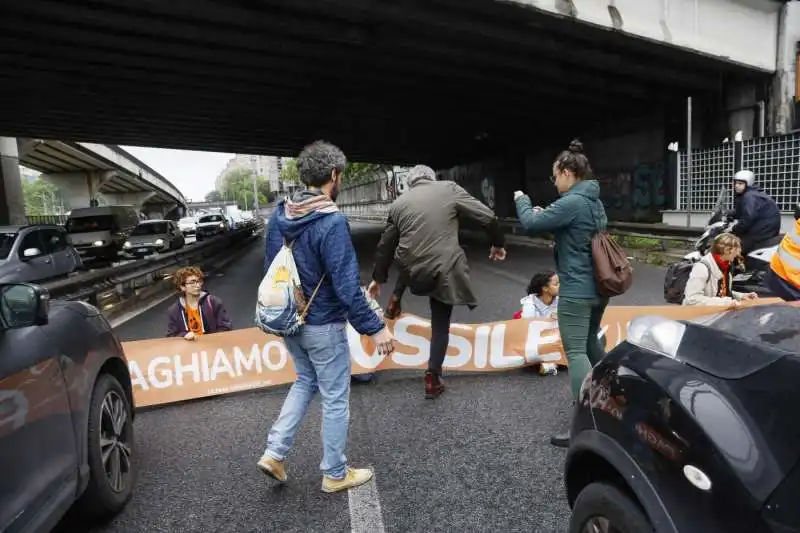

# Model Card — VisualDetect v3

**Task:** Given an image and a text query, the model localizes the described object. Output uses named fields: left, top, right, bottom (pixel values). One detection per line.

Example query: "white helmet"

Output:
left=733, top=170, right=754, bottom=187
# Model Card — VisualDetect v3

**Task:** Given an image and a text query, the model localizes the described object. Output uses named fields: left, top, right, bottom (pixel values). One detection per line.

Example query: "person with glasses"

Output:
left=166, top=266, right=232, bottom=339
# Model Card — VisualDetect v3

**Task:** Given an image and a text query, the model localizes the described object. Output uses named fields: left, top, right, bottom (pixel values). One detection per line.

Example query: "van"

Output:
left=65, top=205, right=140, bottom=261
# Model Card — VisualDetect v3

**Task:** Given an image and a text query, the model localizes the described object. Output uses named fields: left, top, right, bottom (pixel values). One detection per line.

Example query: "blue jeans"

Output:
left=264, top=322, right=351, bottom=479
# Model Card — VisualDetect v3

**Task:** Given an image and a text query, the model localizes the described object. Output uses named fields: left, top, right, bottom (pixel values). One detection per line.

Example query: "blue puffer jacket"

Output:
left=264, top=191, right=384, bottom=336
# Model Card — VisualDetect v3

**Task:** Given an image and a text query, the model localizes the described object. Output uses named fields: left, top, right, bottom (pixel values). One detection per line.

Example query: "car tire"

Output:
left=77, top=373, right=136, bottom=522
left=569, top=482, right=654, bottom=533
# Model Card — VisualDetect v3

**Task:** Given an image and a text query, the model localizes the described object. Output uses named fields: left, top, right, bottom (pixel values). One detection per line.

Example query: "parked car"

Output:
left=565, top=303, right=800, bottom=533
left=65, top=206, right=140, bottom=262
left=123, top=220, right=185, bottom=258
left=195, top=214, right=229, bottom=241
left=177, top=217, right=197, bottom=236
left=0, top=282, right=136, bottom=532
left=0, top=224, right=83, bottom=283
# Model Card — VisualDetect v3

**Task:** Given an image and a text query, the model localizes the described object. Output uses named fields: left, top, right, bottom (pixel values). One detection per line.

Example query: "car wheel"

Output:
left=77, top=373, right=136, bottom=521
left=569, top=482, right=654, bottom=533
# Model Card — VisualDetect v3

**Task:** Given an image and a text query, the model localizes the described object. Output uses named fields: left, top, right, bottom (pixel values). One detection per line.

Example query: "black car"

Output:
left=565, top=303, right=800, bottom=533
left=0, top=283, right=136, bottom=533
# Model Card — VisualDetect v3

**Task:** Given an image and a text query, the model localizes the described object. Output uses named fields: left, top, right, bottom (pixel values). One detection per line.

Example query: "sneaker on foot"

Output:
left=257, top=455, right=287, bottom=482
left=321, top=467, right=374, bottom=493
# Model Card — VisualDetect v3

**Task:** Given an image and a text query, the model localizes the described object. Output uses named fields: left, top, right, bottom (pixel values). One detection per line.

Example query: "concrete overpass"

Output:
left=0, top=0, right=796, bottom=223
left=17, top=139, right=186, bottom=218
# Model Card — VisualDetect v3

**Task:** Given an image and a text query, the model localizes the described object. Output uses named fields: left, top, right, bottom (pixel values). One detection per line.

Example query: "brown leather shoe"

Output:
left=385, top=294, right=402, bottom=319
left=424, top=371, right=445, bottom=399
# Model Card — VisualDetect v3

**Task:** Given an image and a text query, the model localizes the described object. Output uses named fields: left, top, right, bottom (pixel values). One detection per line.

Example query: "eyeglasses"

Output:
left=184, top=279, right=202, bottom=286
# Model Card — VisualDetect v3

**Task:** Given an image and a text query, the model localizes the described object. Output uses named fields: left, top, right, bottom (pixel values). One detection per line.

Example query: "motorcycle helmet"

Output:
left=794, top=203, right=800, bottom=221
left=734, top=170, right=755, bottom=188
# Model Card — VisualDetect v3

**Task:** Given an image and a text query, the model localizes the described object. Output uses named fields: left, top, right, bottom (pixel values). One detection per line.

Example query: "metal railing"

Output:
left=42, top=223, right=264, bottom=310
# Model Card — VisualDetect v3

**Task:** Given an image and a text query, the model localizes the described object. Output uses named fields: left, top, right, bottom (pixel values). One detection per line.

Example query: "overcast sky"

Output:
left=121, top=146, right=234, bottom=202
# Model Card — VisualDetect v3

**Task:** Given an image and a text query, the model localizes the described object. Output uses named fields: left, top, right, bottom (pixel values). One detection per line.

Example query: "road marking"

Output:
left=107, top=292, right=176, bottom=328
left=474, top=262, right=530, bottom=285
left=348, top=473, right=386, bottom=533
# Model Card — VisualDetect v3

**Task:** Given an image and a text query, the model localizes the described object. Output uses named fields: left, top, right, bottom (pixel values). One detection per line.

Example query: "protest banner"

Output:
left=122, top=299, right=784, bottom=408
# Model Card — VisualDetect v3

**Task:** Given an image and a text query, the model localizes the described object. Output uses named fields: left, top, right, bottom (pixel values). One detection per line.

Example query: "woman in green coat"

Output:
left=514, top=139, right=609, bottom=448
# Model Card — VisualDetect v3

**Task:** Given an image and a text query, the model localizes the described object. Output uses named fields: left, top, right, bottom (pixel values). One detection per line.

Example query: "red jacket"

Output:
left=512, top=309, right=522, bottom=320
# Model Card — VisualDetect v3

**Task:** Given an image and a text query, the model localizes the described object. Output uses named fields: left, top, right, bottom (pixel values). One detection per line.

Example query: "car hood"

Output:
left=127, top=234, right=169, bottom=245
left=638, top=304, right=800, bottom=505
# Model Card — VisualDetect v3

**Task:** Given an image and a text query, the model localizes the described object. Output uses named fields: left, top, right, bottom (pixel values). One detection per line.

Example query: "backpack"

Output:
left=254, top=239, right=324, bottom=337
left=585, top=199, right=633, bottom=297
left=663, top=260, right=708, bottom=304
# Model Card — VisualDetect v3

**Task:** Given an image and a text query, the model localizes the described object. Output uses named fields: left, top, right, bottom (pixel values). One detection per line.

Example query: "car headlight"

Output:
left=627, top=315, right=686, bottom=359
left=92, top=240, right=104, bottom=247
left=123, top=241, right=131, bottom=249
left=218, top=223, right=225, bottom=228
left=155, top=239, right=164, bottom=246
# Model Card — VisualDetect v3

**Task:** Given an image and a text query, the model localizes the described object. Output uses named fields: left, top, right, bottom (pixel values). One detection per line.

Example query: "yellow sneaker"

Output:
left=256, top=455, right=287, bottom=483
left=321, top=467, right=374, bottom=493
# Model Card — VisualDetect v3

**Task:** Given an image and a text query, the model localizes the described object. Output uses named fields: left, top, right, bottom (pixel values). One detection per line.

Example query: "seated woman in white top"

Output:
left=514, top=270, right=560, bottom=375
left=683, top=232, right=758, bottom=308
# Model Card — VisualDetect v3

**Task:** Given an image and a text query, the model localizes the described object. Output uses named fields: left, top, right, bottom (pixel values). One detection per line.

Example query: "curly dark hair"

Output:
left=296, top=140, right=347, bottom=187
left=527, top=270, right=557, bottom=296
left=553, top=139, right=592, bottom=180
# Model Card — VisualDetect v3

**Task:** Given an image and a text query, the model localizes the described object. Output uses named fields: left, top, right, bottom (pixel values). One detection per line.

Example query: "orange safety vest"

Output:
left=770, top=219, right=800, bottom=288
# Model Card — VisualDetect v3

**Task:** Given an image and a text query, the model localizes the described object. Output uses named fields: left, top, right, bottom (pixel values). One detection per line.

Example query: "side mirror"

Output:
left=0, top=283, right=49, bottom=329
left=22, top=248, right=42, bottom=258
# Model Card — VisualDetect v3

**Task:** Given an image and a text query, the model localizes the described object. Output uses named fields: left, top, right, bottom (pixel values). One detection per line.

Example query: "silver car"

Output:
left=123, top=220, right=185, bottom=258
left=0, top=224, right=83, bottom=283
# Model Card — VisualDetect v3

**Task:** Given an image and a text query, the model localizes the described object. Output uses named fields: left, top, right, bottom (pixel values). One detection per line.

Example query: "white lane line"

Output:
left=348, top=473, right=386, bottom=533
left=107, top=292, right=176, bottom=328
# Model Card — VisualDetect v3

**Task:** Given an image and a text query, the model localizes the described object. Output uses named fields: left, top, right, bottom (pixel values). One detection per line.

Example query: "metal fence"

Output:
left=677, top=132, right=800, bottom=212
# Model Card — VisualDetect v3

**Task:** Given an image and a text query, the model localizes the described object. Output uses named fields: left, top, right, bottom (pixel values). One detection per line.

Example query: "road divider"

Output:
left=120, top=299, right=782, bottom=408
left=43, top=222, right=264, bottom=322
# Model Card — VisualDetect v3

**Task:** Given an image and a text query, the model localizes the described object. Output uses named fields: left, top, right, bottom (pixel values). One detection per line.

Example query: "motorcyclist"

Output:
left=764, top=203, right=800, bottom=301
left=726, top=170, right=781, bottom=255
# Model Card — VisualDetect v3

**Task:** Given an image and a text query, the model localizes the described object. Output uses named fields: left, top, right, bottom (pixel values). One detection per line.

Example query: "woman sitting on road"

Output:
left=166, top=266, right=232, bottom=339
left=683, top=233, right=758, bottom=308
left=513, top=139, right=608, bottom=449
left=513, top=270, right=560, bottom=320
left=513, top=270, right=560, bottom=376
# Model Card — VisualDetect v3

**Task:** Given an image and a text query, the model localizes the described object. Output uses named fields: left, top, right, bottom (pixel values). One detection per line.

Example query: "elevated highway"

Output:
left=18, top=139, right=186, bottom=218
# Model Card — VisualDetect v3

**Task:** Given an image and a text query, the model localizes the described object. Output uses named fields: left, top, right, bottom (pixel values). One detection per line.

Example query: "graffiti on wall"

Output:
left=597, top=161, right=665, bottom=222
left=631, top=162, right=665, bottom=210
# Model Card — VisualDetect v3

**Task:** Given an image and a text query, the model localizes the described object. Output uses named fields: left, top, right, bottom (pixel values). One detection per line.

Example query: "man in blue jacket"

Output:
left=256, top=140, right=395, bottom=494
left=727, top=170, right=781, bottom=255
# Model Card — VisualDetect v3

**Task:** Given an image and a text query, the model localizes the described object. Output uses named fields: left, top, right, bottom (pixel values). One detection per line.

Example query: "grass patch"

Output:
left=611, top=234, right=663, bottom=250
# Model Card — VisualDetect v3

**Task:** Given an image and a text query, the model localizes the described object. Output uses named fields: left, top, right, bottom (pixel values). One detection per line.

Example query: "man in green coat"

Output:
left=367, top=165, right=507, bottom=399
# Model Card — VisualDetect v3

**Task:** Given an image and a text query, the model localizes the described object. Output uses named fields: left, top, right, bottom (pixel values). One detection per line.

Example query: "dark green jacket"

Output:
left=515, top=179, right=607, bottom=299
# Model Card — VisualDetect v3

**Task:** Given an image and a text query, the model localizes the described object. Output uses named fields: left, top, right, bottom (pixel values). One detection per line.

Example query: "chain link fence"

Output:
left=677, top=132, right=800, bottom=213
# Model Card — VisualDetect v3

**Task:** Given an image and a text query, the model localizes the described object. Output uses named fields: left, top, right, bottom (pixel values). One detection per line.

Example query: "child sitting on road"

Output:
left=513, top=270, right=560, bottom=375
left=166, top=266, right=232, bottom=339
left=514, top=270, right=560, bottom=320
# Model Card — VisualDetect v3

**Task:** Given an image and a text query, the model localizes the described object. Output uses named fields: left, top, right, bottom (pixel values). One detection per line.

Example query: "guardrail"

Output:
left=42, top=222, right=264, bottom=315
left=342, top=211, right=703, bottom=249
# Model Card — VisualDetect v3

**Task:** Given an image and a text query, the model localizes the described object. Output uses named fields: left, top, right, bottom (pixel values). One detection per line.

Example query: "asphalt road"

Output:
left=69, top=221, right=668, bottom=533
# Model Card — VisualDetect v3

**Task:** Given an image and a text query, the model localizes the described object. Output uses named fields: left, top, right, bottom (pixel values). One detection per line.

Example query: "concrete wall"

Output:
left=436, top=113, right=670, bottom=222
left=514, top=0, right=781, bottom=72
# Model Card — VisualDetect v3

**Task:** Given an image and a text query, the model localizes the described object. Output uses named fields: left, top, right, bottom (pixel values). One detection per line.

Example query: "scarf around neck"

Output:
left=284, top=193, right=339, bottom=220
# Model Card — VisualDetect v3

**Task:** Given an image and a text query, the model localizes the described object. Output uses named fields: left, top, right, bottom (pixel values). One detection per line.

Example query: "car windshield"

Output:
left=199, top=215, right=223, bottom=223
left=179, top=218, right=195, bottom=224
left=131, top=222, right=168, bottom=235
left=66, top=215, right=114, bottom=232
left=0, top=232, right=16, bottom=260
left=691, top=303, right=800, bottom=354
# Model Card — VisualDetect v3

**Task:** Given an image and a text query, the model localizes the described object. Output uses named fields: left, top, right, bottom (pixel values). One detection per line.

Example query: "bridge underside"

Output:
left=0, top=0, right=770, bottom=166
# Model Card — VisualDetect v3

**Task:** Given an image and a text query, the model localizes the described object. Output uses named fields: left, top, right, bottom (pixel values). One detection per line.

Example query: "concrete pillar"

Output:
left=0, top=137, right=27, bottom=226
left=42, top=170, right=114, bottom=209
left=769, top=1, right=800, bottom=134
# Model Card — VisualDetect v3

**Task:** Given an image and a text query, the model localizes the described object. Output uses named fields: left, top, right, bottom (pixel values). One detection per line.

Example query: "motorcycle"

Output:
left=682, top=187, right=781, bottom=295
